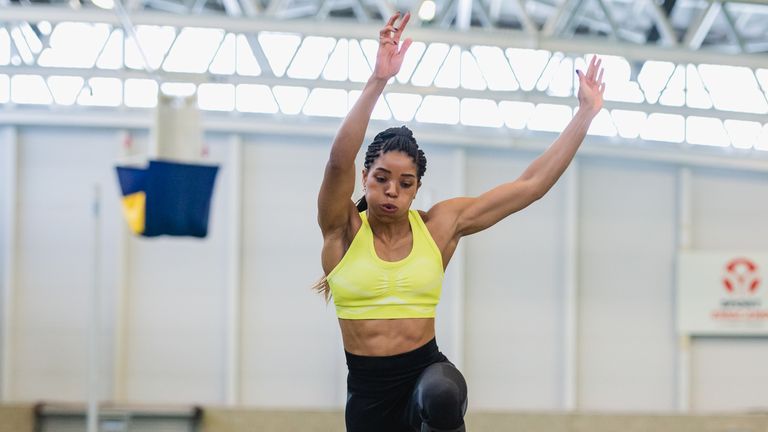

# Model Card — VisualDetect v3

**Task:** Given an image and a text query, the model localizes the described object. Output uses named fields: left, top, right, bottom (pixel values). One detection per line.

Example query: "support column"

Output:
left=562, top=160, right=579, bottom=411
left=676, top=167, right=692, bottom=412
left=1, top=126, right=18, bottom=401
left=225, top=134, right=244, bottom=404
left=112, top=129, right=132, bottom=401
left=451, top=148, right=467, bottom=370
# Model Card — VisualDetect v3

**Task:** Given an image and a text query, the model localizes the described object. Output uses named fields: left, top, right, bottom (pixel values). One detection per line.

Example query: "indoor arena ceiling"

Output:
left=1, top=0, right=767, bottom=53
left=1, top=0, right=767, bottom=158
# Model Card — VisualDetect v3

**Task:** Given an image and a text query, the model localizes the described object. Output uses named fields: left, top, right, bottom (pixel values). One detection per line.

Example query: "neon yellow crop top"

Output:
left=327, top=210, right=444, bottom=320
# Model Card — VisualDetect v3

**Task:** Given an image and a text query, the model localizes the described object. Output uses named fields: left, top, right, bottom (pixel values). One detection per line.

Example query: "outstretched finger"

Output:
left=394, top=11, right=411, bottom=41
left=576, top=69, right=585, bottom=86
left=596, top=67, right=604, bottom=85
left=398, top=37, right=413, bottom=57
left=587, top=55, right=603, bottom=81
left=587, top=55, right=599, bottom=81
left=386, top=11, right=401, bottom=27
left=599, top=82, right=606, bottom=95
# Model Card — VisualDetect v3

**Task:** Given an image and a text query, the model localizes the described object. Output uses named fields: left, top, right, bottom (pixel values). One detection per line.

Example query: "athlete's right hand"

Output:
left=373, top=12, right=413, bottom=81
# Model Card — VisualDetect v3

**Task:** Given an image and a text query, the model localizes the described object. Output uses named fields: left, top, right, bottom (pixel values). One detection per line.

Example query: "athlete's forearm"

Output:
left=327, top=77, right=388, bottom=168
left=520, top=108, right=596, bottom=194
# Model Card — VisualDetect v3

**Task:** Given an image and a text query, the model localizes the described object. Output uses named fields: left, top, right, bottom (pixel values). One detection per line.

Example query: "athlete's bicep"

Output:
left=427, top=180, right=541, bottom=238
left=317, top=161, right=357, bottom=234
left=459, top=179, right=542, bottom=235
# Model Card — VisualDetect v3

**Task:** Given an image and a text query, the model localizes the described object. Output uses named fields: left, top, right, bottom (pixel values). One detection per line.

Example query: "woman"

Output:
left=316, top=11, right=605, bottom=432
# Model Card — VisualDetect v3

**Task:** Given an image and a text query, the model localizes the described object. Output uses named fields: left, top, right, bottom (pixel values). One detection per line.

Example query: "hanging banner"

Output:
left=116, top=161, right=219, bottom=238
left=677, top=252, right=768, bottom=335
left=114, top=94, right=219, bottom=238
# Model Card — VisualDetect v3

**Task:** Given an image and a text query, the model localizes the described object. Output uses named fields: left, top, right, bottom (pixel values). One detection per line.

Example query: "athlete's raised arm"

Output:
left=317, top=12, right=413, bottom=235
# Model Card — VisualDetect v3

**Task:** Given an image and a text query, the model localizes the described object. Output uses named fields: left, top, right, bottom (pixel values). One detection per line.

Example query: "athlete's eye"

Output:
left=375, top=177, right=387, bottom=183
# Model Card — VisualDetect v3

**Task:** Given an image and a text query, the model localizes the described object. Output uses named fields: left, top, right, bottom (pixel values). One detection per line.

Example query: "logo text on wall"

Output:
left=714, top=257, right=766, bottom=322
left=677, top=252, right=768, bottom=335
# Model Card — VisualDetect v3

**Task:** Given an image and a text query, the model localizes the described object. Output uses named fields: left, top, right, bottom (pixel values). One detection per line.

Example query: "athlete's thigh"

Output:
left=407, top=362, right=468, bottom=429
left=346, top=391, right=413, bottom=432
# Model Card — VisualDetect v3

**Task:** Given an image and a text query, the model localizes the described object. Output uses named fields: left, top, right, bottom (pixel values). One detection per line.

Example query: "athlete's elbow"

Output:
left=525, top=179, right=549, bottom=202
left=533, top=185, right=550, bottom=201
left=325, top=156, right=352, bottom=173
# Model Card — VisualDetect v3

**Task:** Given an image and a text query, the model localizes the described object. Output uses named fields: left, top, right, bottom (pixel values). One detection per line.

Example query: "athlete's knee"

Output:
left=416, top=363, right=468, bottom=430
left=422, top=378, right=464, bottom=415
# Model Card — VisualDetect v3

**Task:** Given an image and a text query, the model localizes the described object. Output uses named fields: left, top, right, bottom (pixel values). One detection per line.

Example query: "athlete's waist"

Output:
left=345, top=337, right=444, bottom=372
left=335, top=302, right=437, bottom=320
left=340, top=317, right=435, bottom=357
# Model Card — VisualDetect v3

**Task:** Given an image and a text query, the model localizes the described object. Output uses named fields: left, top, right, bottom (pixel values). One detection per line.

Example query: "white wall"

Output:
left=120, top=132, right=229, bottom=404
left=688, top=168, right=768, bottom=411
left=464, top=148, right=567, bottom=410
left=1, top=125, right=768, bottom=413
left=239, top=135, right=339, bottom=407
left=577, top=159, right=678, bottom=411
left=10, top=127, right=124, bottom=401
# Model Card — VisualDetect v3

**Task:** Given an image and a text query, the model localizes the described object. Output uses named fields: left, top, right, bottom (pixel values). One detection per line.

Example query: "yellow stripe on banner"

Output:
left=121, top=192, right=146, bottom=234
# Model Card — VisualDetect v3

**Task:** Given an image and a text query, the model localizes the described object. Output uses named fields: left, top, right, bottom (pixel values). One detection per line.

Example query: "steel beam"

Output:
left=645, top=0, right=678, bottom=46
left=2, top=64, right=766, bottom=123
left=593, top=0, right=620, bottom=40
left=719, top=2, right=747, bottom=52
left=1, top=108, right=767, bottom=172
left=543, top=0, right=571, bottom=37
left=512, top=0, right=539, bottom=36
left=683, top=0, right=722, bottom=49
left=1, top=5, right=766, bottom=68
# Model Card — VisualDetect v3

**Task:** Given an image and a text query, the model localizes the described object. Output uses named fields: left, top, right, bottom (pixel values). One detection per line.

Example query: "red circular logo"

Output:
left=722, top=258, right=761, bottom=295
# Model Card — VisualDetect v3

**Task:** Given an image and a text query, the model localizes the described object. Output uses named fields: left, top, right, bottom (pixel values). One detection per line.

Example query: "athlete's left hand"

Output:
left=373, top=12, right=413, bottom=81
left=576, top=55, right=605, bottom=117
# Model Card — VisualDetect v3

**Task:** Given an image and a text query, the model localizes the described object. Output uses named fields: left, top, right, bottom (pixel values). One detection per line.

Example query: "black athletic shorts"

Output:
left=344, top=338, right=468, bottom=432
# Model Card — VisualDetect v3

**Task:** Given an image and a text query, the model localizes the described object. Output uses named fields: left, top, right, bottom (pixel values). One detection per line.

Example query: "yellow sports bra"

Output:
left=327, top=210, right=444, bottom=320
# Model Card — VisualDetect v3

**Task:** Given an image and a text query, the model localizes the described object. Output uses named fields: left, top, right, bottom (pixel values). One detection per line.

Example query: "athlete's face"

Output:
left=363, top=151, right=420, bottom=219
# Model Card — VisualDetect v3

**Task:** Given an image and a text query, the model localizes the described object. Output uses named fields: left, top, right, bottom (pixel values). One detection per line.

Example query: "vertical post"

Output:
left=676, top=167, right=692, bottom=412
left=88, top=185, right=102, bottom=432
left=225, top=134, right=244, bottom=405
left=1, top=126, right=18, bottom=401
left=113, top=225, right=128, bottom=402
left=562, top=160, right=579, bottom=411
left=451, top=148, right=467, bottom=370
left=113, top=130, right=131, bottom=402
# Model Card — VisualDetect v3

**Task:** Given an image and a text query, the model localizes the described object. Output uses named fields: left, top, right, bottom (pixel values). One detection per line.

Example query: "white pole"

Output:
left=113, top=130, right=131, bottom=401
left=676, top=167, right=692, bottom=412
left=452, top=148, right=467, bottom=370
left=1, top=126, right=19, bottom=401
left=563, top=160, right=579, bottom=411
left=88, top=185, right=102, bottom=432
left=225, top=134, right=244, bottom=405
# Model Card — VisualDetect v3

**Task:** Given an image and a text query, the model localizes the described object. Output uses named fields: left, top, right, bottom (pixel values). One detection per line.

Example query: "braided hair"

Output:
left=356, top=125, right=427, bottom=212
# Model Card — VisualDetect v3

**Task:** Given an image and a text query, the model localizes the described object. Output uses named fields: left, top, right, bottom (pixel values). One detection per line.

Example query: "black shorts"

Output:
left=345, top=338, right=468, bottom=432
